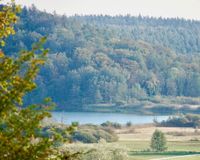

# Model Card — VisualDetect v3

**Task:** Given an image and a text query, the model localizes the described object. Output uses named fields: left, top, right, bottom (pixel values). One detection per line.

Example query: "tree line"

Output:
left=3, top=5, right=200, bottom=110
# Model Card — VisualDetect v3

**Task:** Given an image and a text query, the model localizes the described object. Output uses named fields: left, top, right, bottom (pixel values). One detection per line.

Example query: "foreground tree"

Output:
left=0, top=1, right=77, bottom=159
left=150, top=130, right=167, bottom=152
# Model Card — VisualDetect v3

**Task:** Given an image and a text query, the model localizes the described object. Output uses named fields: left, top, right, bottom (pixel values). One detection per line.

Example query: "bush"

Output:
left=72, top=125, right=118, bottom=143
left=101, top=121, right=122, bottom=129
left=72, top=131, right=97, bottom=143
left=126, top=121, right=132, bottom=127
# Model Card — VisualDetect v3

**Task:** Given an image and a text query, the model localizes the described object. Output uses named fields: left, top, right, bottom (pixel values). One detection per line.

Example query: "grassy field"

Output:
left=173, top=156, right=200, bottom=160
left=113, top=126, right=200, bottom=160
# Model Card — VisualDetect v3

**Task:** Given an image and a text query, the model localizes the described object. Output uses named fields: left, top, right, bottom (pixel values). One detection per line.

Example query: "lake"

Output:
left=51, top=112, right=169, bottom=125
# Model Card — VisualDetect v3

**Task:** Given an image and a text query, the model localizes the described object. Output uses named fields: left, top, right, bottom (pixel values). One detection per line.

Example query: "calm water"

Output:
left=51, top=112, right=169, bottom=125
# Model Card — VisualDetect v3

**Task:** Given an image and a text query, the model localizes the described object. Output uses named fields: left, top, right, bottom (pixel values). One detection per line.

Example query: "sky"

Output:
left=3, top=0, right=200, bottom=20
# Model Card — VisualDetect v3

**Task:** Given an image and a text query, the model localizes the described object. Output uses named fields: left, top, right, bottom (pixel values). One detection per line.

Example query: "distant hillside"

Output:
left=4, top=6, right=200, bottom=111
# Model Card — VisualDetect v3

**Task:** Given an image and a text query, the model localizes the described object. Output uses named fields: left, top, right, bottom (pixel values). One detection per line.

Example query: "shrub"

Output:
left=72, top=125, right=118, bottom=143
left=101, top=121, right=122, bottom=129
left=126, top=121, right=132, bottom=127
left=72, top=131, right=97, bottom=143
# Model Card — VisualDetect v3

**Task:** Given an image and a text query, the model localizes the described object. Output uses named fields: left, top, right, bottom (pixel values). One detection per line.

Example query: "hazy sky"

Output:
left=4, top=0, right=200, bottom=20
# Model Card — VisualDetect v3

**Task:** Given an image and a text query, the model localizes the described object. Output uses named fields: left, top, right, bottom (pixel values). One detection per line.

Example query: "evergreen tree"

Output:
left=150, top=130, right=167, bottom=152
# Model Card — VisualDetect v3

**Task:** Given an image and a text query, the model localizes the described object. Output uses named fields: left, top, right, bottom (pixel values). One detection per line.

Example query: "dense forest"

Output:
left=4, top=5, right=200, bottom=110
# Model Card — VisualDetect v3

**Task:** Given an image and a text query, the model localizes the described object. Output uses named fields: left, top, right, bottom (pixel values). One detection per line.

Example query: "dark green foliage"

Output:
left=159, top=114, right=200, bottom=128
left=101, top=121, right=122, bottom=129
left=126, top=121, right=132, bottom=127
left=4, top=6, right=200, bottom=110
left=151, top=130, right=167, bottom=152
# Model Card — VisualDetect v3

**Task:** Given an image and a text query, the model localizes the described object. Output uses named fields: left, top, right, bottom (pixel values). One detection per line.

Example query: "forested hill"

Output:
left=4, top=6, right=200, bottom=110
